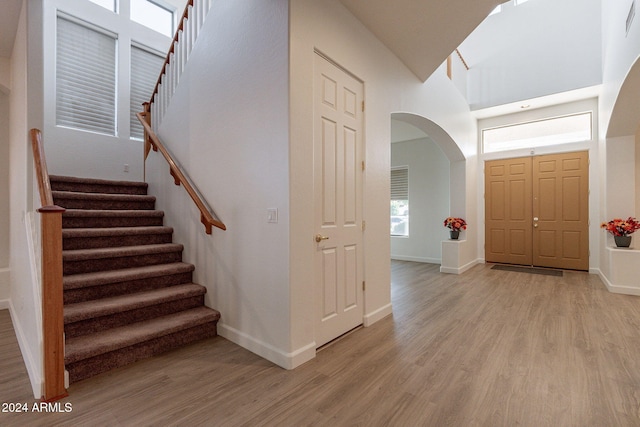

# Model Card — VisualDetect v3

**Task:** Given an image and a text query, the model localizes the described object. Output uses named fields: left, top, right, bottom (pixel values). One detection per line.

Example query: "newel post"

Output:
left=40, top=205, right=68, bottom=402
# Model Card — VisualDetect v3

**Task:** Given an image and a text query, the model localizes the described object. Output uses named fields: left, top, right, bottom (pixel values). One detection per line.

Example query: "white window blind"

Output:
left=391, top=167, right=409, bottom=200
left=130, top=45, right=164, bottom=139
left=56, top=16, right=117, bottom=135
left=390, top=167, right=409, bottom=236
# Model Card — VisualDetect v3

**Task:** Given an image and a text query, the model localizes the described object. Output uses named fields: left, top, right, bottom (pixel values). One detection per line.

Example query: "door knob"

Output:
left=533, top=223, right=539, bottom=228
left=315, top=234, right=330, bottom=242
left=533, top=217, right=539, bottom=221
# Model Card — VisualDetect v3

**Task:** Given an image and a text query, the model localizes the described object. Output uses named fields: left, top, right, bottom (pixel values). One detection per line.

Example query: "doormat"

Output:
left=491, top=264, right=563, bottom=277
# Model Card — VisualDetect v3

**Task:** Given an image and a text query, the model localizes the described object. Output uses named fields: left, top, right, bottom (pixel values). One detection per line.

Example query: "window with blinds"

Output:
left=391, top=167, right=409, bottom=237
left=56, top=16, right=117, bottom=135
left=130, top=45, right=164, bottom=140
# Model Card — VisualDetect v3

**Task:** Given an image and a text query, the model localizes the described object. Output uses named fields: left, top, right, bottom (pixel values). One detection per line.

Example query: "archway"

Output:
left=606, top=55, right=640, bottom=218
left=390, top=112, right=466, bottom=265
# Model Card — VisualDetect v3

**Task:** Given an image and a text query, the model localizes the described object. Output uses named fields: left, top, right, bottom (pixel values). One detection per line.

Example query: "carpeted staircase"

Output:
left=50, top=175, right=220, bottom=383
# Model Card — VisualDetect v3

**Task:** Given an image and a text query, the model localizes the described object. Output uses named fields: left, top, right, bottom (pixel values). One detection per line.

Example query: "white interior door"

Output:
left=313, top=53, right=364, bottom=347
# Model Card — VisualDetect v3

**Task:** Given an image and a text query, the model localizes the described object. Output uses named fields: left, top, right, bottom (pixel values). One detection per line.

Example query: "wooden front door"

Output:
left=485, top=151, right=589, bottom=270
left=313, top=53, right=364, bottom=347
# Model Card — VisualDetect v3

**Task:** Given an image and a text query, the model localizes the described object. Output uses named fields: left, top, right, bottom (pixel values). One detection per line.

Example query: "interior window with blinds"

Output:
left=130, top=45, right=164, bottom=140
left=391, top=167, right=409, bottom=237
left=56, top=16, right=116, bottom=135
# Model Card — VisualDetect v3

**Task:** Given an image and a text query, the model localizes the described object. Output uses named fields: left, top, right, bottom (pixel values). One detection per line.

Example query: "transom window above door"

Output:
left=482, top=112, right=593, bottom=154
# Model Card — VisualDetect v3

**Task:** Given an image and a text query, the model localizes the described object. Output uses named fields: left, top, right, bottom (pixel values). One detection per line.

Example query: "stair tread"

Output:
left=65, top=306, right=220, bottom=364
left=63, top=226, right=173, bottom=238
left=53, top=190, right=156, bottom=202
left=63, top=262, right=195, bottom=290
left=63, top=209, right=164, bottom=218
left=50, top=175, right=148, bottom=189
left=64, top=283, right=206, bottom=323
left=63, top=243, right=183, bottom=261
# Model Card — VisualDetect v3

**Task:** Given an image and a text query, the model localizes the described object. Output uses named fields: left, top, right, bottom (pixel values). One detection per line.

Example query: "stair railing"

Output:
left=137, top=109, right=226, bottom=234
left=139, top=0, right=223, bottom=234
left=149, top=0, right=213, bottom=130
left=30, top=128, right=68, bottom=402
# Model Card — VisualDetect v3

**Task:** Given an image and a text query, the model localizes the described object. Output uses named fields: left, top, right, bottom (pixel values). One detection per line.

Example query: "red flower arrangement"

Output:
left=444, top=217, right=467, bottom=232
left=600, top=217, right=640, bottom=237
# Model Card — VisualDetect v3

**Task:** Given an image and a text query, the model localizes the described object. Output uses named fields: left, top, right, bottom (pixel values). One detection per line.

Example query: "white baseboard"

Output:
left=219, top=302, right=394, bottom=369
left=596, top=268, right=640, bottom=296
left=364, top=303, right=393, bottom=327
left=0, top=299, right=9, bottom=310
left=218, top=323, right=316, bottom=370
left=9, top=300, right=42, bottom=398
left=391, top=255, right=441, bottom=264
left=440, top=258, right=480, bottom=275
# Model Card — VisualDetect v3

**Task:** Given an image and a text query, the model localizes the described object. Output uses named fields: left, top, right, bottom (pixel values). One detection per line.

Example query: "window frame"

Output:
left=481, top=111, right=593, bottom=154
left=391, top=166, right=410, bottom=237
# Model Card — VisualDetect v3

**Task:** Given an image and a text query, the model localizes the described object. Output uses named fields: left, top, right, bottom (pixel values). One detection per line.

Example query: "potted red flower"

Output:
left=600, top=217, right=640, bottom=247
left=444, top=217, right=467, bottom=240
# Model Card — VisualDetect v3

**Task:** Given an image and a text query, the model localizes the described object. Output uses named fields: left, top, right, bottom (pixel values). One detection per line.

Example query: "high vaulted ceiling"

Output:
left=338, top=0, right=506, bottom=81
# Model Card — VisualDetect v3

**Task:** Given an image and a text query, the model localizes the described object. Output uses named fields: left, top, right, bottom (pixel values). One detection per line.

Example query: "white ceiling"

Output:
left=338, top=0, right=506, bottom=81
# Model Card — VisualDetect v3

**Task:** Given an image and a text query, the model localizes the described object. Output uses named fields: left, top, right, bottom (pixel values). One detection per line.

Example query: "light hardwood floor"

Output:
left=2, top=261, right=640, bottom=426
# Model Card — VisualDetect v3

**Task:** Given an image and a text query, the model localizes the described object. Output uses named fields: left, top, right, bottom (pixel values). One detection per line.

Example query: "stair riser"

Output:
left=64, top=272, right=194, bottom=304
left=55, top=198, right=156, bottom=211
left=54, top=175, right=221, bottom=384
left=66, top=322, right=218, bottom=383
left=64, top=251, right=183, bottom=275
left=65, top=295, right=206, bottom=339
left=50, top=182, right=148, bottom=195
left=63, top=233, right=173, bottom=250
left=62, top=216, right=164, bottom=229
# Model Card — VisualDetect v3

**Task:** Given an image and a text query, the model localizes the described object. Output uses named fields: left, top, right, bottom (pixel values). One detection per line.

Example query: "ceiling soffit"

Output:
left=338, top=0, right=505, bottom=81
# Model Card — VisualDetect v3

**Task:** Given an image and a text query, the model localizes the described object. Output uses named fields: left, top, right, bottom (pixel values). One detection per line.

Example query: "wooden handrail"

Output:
left=31, top=129, right=55, bottom=207
left=454, top=48, right=470, bottom=71
left=150, top=0, right=195, bottom=104
left=136, top=110, right=226, bottom=234
left=30, top=128, right=68, bottom=402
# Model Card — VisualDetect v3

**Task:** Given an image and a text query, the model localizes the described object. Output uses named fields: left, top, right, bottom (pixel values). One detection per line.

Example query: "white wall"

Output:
left=150, top=0, right=293, bottom=367
left=148, top=0, right=480, bottom=369
left=41, top=0, right=172, bottom=181
left=391, top=138, right=450, bottom=263
left=1, top=7, right=15, bottom=305
left=0, top=57, right=10, bottom=93
left=461, top=0, right=602, bottom=110
left=600, top=0, right=640, bottom=133
left=597, top=0, right=640, bottom=288
left=0, top=92, right=10, bottom=306
left=9, top=0, right=43, bottom=398
left=290, top=0, right=478, bottom=362
left=636, top=128, right=640, bottom=217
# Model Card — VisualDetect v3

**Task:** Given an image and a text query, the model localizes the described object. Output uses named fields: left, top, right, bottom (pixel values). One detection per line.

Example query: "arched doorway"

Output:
left=390, top=113, right=466, bottom=265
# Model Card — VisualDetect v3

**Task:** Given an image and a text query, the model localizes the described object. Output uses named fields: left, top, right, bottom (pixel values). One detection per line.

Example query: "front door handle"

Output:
left=315, top=234, right=330, bottom=242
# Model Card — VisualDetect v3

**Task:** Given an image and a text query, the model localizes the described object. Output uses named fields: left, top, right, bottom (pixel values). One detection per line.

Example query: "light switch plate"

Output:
left=267, top=208, right=278, bottom=223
